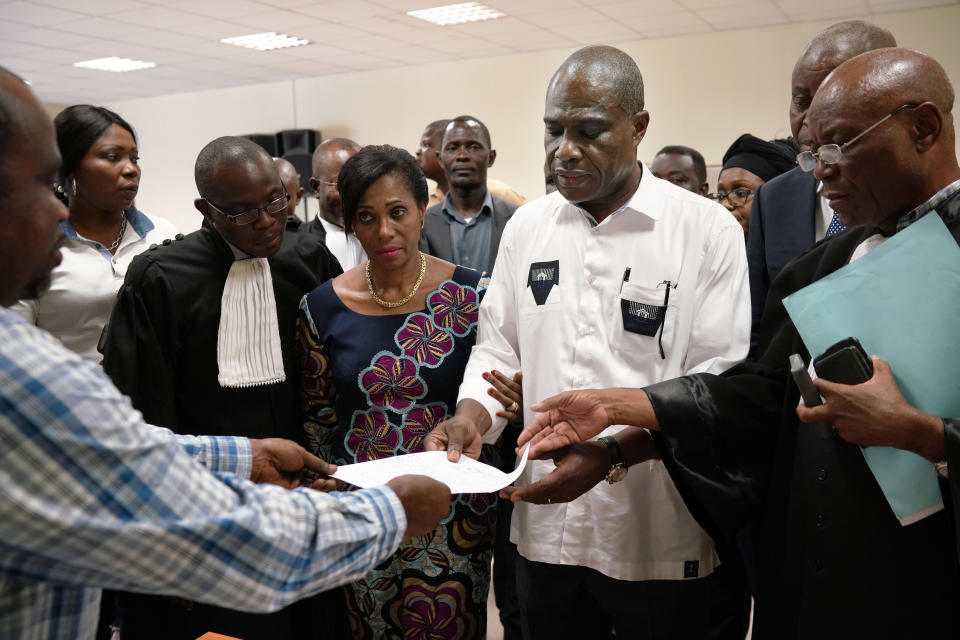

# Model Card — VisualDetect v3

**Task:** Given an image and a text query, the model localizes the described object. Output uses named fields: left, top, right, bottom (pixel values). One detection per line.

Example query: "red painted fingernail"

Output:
left=482, top=372, right=489, bottom=379
left=496, top=412, right=505, bottom=417
left=492, top=370, right=500, bottom=376
left=488, top=388, right=495, bottom=395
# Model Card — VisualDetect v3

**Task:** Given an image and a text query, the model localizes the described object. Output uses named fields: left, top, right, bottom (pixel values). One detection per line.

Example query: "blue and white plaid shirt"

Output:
left=0, top=308, right=406, bottom=639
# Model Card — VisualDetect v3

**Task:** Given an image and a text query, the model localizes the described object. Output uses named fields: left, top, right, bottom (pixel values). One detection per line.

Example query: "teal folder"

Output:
left=783, top=213, right=960, bottom=524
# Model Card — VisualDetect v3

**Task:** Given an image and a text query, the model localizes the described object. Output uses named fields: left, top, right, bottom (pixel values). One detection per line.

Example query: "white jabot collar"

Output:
left=217, top=257, right=286, bottom=388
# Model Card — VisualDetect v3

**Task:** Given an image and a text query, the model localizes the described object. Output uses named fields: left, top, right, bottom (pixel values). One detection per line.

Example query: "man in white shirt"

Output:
left=303, top=137, right=367, bottom=270
left=426, top=45, right=750, bottom=638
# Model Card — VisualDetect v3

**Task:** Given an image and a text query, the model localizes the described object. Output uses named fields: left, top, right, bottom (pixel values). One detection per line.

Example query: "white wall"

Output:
left=109, top=5, right=960, bottom=232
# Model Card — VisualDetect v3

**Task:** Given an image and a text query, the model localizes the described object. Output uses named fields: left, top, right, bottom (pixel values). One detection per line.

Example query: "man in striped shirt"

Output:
left=0, top=66, right=451, bottom=639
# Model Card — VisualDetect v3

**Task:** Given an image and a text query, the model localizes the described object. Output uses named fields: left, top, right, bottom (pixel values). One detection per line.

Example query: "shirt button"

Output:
left=816, top=468, right=828, bottom=481
left=816, top=514, right=825, bottom=528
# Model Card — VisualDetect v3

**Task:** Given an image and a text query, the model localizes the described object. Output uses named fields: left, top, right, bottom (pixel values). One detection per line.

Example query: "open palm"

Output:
left=520, top=390, right=612, bottom=458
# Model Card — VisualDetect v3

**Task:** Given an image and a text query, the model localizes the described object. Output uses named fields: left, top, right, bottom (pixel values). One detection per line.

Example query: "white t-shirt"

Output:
left=12, top=208, right=177, bottom=362
left=459, top=166, right=751, bottom=581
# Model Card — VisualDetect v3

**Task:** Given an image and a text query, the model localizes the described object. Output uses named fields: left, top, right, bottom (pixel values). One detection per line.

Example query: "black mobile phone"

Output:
left=789, top=353, right=821, bottom=408
left=813, top=337, right=873, bottom=385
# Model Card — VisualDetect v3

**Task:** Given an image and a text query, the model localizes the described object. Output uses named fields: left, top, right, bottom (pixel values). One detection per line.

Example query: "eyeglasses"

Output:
left=206, top=185, right=290, bottom=226
left=797, top=103, right=920, bottom=172
left=707, top=187, right=754, bottom=207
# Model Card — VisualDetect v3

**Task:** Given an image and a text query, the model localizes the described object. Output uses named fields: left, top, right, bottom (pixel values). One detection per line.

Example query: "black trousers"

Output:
left=515, top=556, right=724, bottom=640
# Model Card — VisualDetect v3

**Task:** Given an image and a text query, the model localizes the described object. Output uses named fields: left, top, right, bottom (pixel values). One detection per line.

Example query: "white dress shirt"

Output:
left=459, top=166, right=750, bottom=581
left=318, top=216, right=367, bottom=270
left=12, top=207, right=176, bottom=362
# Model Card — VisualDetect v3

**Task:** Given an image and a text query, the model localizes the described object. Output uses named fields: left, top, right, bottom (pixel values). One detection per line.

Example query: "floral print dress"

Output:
left=297, top=266, right=496, bottom=640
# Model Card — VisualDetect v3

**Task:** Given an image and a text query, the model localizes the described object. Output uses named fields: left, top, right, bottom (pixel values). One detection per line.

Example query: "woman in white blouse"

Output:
left=14, top=105, right=176, bottom=362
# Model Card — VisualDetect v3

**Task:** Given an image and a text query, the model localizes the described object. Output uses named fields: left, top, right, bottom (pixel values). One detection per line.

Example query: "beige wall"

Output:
left=108, top=5, right=960, bottom=232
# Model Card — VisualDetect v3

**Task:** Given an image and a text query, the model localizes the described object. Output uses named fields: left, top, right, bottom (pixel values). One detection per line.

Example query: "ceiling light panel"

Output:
left=72, top=56, right=156, bottom=72
left=408, top=2, right=505, bottom=25
left=220, top=32, right=310, bottom=51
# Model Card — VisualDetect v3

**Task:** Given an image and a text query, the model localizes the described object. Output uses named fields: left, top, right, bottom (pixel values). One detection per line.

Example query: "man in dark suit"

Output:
left=302, top=137, right=365, bottom=270
left=419, top=115, right=517, bottom=274
left=747, top=20, right=895, bottom=352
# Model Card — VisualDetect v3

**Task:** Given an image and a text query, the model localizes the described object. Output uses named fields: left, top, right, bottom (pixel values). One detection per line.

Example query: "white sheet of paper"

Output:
left=332, top=445, right=530, bottom=494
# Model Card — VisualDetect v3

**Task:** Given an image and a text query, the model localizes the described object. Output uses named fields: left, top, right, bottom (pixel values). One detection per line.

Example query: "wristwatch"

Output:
left=601, top=435, right=628, bottom=484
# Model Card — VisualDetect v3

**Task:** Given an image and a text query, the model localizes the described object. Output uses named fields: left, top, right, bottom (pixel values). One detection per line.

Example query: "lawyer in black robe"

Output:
left=645, top=191, right=960, bottom=638
left=102, top=221, right=346, bottom=640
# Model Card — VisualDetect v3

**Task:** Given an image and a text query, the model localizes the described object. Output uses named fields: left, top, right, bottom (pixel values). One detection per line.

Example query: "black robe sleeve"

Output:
left=644, top=228, right=873, bottom=541
left=102, top=254, right=181, bottom=429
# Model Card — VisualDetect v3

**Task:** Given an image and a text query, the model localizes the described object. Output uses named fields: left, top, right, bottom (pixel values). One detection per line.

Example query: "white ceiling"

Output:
left=1, top=0, right=956, bottom=105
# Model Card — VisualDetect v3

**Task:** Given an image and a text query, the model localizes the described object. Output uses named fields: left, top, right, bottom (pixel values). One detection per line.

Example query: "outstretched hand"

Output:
left=249, top=438, right=338, bottom=491
left=519, top=390, right=614, bottom=459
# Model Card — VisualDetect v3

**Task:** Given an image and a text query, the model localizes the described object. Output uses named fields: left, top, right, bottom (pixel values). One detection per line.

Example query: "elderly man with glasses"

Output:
left=100, top=136, right=349, bottom=640
left=504, top=48, right=960, bottom=639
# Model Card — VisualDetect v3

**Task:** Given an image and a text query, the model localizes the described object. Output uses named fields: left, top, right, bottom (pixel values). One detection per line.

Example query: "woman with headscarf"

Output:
left=711, top=134, right=797, bottom=238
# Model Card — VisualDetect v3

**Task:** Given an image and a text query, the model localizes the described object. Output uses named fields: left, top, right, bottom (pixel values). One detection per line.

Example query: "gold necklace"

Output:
left=366, top=252, right=427, bottom=309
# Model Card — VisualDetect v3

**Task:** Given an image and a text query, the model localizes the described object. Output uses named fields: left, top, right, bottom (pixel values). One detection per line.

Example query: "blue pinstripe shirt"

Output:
left=0, top=308, right=406, bottom=639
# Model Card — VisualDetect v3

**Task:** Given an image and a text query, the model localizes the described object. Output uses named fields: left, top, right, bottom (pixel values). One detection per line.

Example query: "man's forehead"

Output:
left=443, top=121, right=483, bottom=141
left=317, top=147, right=354, bottom=174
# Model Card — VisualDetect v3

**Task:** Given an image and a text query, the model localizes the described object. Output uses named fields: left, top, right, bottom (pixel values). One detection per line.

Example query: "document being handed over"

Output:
left=332, top=445, right=530, bottom=494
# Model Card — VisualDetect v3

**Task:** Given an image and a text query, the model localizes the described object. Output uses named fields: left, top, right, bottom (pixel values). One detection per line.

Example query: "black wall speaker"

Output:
left=277, top=128, right=320, bottom=156
left=239, top=133, right=278, bottom=157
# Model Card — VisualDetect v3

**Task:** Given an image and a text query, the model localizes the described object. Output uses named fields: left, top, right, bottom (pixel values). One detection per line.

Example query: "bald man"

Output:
left=102, top=137, right=347, bottom=640
left=747, top=20, right=896, bottom=352
left=426, top=45, right=749, bottom=639
left=302, top=137, right=366, bottom=269
left=273, top=156, right=305, bottom=223
left=512, top=48, right=960, bottom=638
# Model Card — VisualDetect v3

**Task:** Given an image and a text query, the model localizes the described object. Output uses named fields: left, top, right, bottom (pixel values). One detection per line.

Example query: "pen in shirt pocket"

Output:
left=619, top=267, right=631, bottom=293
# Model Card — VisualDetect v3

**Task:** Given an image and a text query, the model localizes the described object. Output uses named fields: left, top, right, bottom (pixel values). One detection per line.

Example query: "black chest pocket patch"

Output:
left=527, top=260, right=559, bottom=306
left=620, top=299, right=665, bottom=337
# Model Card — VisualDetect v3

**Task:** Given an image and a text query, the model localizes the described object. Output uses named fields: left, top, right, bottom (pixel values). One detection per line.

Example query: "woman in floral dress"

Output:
left=297, top=145, right=498, bottom=640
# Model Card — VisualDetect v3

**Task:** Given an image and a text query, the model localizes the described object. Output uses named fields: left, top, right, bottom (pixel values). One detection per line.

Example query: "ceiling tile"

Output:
left=164, top=0, right=276, bottom=19
left=109, top=5, right=200, bottom=28
left=387, top=25, right=450, bottom=45
left=294, top=0, right=393, bottom=21
left=866, top=0, right=955, bottom=10
left=225, top=9, right=325, bottom=31
left=429, top=35, right=496, bottom=53
left=251, top=0, right=320, bottom=7
left=547, top=20, right=641, bottom=43
left=338, top=15, right=411, bottom=34
left=481, top=28, right=568, bottom=47
left=168, top=20, right=258, bottom=39
left=622, top=10, right=710, bottom=37
left=682, top=0, right=763, bottom=7
left=293, top=22, right=371, bottom=42
left=776, top=0, right=867, bottom=19
left=7, top=27, right=96, bottom=47
left=1, top=1, right=88, bottom=25
left=58, top=17, right=149, bottom=38
left=368, top=0, right=433, bottom=11
left=111, top=29, right=204, bottom=48
left=696, top=3, right=787, bottom=29
left=499, top=0, right=584, bottom=15
left=443, top=16, right=539, bottom=36
left=33, top=0, right=149, bottom=14
left=334, top=34, right=408, bottom=52
left=527, top=6, right=610, bottom=27
left=0, top=39, right=47, bottom=56
left=592, top=0, right=687, bottom=19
